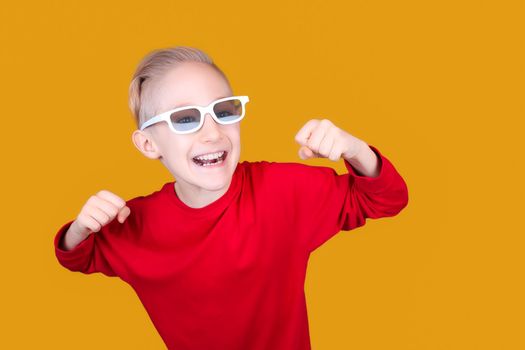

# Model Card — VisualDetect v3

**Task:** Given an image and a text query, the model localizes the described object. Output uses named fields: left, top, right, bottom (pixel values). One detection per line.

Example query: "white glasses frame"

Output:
left=140, top=95, right=250, bottom=134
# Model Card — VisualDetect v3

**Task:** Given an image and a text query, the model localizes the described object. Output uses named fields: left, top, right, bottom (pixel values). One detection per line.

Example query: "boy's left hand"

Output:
left=294, top=119, right=364, bottom=161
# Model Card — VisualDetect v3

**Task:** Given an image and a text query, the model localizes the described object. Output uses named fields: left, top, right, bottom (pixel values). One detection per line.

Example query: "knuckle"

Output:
left=306, top=119, right=316, bottom=127
left=90, top=195, right=100, bottom=205
left=82, top=204, right=94, bottom=214
left=80, top=204, right=89, bottom=214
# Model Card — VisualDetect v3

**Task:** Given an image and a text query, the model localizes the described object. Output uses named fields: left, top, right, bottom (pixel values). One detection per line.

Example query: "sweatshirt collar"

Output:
left=162, top=162, right=243, bottom=215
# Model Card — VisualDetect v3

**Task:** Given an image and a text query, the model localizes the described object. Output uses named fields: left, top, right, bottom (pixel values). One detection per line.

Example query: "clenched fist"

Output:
left=294, top=119, right=365, bottom=161
left=69, top=190, right=131, bottom=238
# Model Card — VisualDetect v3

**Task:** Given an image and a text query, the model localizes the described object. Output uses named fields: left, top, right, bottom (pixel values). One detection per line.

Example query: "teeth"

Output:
left=195, top=151, right=225, bottom=161
left=199, top=158, right=224, bottom=167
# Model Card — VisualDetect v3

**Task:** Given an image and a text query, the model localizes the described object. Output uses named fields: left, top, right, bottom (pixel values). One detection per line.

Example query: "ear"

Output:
left=132, top=129, right=162, bottom=160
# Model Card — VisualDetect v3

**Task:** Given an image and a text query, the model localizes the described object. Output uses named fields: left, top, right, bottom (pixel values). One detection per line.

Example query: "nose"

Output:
left=198, top=113, right=221, bottom=142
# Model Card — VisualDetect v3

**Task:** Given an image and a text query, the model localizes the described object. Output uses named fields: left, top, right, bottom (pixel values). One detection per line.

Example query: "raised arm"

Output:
left=293, top=118, right=409, bottom=252
left=59, top=190, right=130, bottom=251
left=54, top=190, right=131, bottom=276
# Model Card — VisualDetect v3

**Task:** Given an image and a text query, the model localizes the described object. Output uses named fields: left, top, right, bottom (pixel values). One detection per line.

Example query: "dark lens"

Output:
left=170, top=108, right=201, bottom=132
left=213, top=99, right=243, bottom=123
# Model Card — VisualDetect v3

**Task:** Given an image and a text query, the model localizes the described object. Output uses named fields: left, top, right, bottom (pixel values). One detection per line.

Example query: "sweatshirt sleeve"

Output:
left=53, top=219, right=119, bottom=277
left=293, top=144, right=409, bottom=253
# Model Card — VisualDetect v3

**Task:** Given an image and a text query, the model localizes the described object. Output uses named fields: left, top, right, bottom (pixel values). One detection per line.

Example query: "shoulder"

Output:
left=239, top=160, right=338, bottom=186
left=124, top=185, right=165, bottom=208
left=117, top=184, right=171, bottom=226
left=243, top=159, right=338, bottom=174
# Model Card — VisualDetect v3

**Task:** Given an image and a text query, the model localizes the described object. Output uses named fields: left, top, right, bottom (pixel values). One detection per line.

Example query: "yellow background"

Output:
left=1, top=0, right=523, bottom=349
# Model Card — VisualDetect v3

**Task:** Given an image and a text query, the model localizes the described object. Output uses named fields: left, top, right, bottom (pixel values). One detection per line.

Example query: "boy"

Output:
left=54, top=46, right=409, bottom=350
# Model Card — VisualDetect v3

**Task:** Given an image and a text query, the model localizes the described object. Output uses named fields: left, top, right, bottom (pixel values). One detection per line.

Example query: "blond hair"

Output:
left=128, top=46, right=230, bottom=128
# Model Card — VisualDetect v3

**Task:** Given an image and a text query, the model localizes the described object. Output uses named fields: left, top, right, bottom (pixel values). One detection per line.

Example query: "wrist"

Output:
left=343, top=140, right=367, bottom=161
left=345, top=142, right=380, bottom=178
left=69, top=220, right=90, bottom=240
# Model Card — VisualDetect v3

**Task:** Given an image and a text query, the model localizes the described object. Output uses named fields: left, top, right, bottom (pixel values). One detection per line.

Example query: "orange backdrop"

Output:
left=1, top=0, right=523, bottom=349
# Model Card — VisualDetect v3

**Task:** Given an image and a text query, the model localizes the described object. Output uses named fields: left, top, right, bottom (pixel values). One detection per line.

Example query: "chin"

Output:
left=195, top=173, right=232, bottom=193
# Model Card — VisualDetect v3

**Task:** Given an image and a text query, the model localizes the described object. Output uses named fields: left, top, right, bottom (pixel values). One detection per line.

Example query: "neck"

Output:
left=174, top=180, right=231, bottom=209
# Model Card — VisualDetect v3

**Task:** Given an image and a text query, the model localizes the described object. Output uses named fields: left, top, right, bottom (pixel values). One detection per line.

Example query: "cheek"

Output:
left=162, top=138, right=192, bottom=159
left=226, top=125, right=241, bottom=144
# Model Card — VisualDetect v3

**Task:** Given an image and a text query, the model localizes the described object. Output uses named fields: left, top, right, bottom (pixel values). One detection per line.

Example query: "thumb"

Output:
left=117, top=206, right=131, bottom=223
left=298, top=145, right=315, bottom=160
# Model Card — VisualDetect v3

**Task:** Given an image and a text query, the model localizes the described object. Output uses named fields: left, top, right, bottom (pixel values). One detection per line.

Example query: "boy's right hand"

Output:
left=69, top=190, right=131, bottom=238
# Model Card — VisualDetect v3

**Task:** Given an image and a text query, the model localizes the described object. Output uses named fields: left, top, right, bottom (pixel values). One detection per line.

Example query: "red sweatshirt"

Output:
left=54, top=145, right=408, bottom=350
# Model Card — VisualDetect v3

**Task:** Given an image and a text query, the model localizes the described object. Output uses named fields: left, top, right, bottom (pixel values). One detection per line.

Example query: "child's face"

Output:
left=136, top=61, right=241, bottom=200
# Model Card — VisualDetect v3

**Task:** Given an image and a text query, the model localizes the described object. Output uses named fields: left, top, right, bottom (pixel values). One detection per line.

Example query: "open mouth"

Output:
left=192, top=151, right=228, bottom=167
